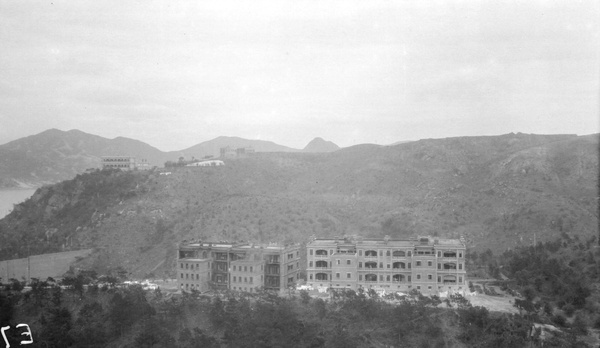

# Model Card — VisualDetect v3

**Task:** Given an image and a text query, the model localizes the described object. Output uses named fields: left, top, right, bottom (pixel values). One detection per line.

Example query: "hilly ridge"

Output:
left=0, top=132, right=596, bottom=278
left=0, top=130, right=340, bottom=188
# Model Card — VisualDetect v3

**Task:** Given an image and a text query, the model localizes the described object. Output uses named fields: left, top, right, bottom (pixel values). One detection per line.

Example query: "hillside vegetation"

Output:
left=0, top=133, right=597, bottom=278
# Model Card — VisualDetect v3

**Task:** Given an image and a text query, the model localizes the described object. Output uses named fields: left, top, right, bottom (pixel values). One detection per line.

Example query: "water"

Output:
left=0, top=189, right=37, bottom=219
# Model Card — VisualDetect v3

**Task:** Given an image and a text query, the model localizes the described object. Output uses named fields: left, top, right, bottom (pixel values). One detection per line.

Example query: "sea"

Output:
left=0, top=189, right=37, bottom=219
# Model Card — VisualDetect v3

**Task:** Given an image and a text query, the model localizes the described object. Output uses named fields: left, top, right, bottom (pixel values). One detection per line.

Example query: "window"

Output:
left=393, top=250, right=405, bottom=257
left=379, top=275, right=384, bottom=281
left=428, top=274, right=432, bottom=280
left=346, top=260, right=351, bottom=265
left=347, top=273, right=351, bottom=279
left=336, top=273, right=340, bottom=279
left=233, top=276, right=237, bottom=282
left=407, top=251, right=412, bottom=257
left=428, top=261, right=432, bottom=267
left=386, top=275, right=390, bottom=281
left=428, top=286, right=432, bottom=290
left=309, top=261, right=313, bottom=267
left=408, top=262, right=411, bottom=269
left=408, top=276, right=411, bottom=282
left=379, top=250, right=383, bottom=256
left=186, top=263, right=189, bottom=269
left=196, top=274, right=199, bottom=280
left=459, top=264, right=463, bottom=270
left=180, top=263, right=183, bottom=269
left=250, top=266, right=253, bottom=272
left=417, top=274, right=421, bottom=280
left=180, top=273, right=183, bottom=279
left=310, top=249, right=313, bottom=255
left=379, top=262, right=383, bottom=268
left=437, top=251, right=441, bottom=257
left=359, top=275, right=363, bottom=281
left=437, top=263, right=441, bottom=270
left=244, top=277, right=247, bottom=283
left=438, top=276, right=441, bottom=282
left=250, top=277, right=253, bottom=284
left=386, top=250, right=390, bottom=256
left=417, top=286, right=421, bottom=290
left=309, top=274, right=313, bottom=280
left=459, top=252, right=463, bottom=258
left=337, top=259, right=340, bottom=265
left=387, top=264, right=390, bottom=268
left=416, top=261, right=421, bottom=266
left=359, top=262, right=362, bottom=268
left=196, top=264, right=199, bottom=269
left=233, top=265, right=236, bottom=271
left=459, top=276, right=463, bottom=283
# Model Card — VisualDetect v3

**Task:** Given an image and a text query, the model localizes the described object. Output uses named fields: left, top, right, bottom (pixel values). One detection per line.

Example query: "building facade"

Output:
left=177, top=241, right=301, bottom=293
left=306, top=236, right=466, bottom=294
left=101, top=156, right=136, bottom=170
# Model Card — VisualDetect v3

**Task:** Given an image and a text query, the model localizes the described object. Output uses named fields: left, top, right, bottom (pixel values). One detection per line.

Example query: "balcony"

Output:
left=266, top=258, right=280, bottom=264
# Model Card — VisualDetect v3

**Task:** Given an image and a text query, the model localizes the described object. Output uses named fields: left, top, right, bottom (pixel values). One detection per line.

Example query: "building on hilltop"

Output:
left=101, top=156, right=151, bottom=170
left=101, top=156, right=136, bottom=170
left=306, top=236, right=467, bottom=295
left=219, top=146, right=255, bottom=159
left=185, top=160, right=225, bottom=167
left=177, top=241, right=300, bottom=293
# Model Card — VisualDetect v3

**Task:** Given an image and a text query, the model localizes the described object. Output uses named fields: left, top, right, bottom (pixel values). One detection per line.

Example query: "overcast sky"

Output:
left=1, top=1, right=598, bottom=151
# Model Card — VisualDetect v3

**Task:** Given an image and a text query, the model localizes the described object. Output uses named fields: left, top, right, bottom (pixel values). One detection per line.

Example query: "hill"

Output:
left=168, top=136, right=299, bottom=159
left=0, top=133, right=596, bottom=278
left=302, top=137, right=340, bottom=152
left=0, top=131, right=313, bottom=188
left=0, top=129, right=168, bottom=188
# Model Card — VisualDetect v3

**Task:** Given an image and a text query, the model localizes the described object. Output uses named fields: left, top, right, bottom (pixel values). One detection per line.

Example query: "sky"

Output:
left=0, top=1, right=598, bottom=151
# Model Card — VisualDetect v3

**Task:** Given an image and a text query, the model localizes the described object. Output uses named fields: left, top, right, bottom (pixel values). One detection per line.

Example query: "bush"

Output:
left=552, top=314, right=566, bottom=327
left=563, top=304, right=575, bottom=317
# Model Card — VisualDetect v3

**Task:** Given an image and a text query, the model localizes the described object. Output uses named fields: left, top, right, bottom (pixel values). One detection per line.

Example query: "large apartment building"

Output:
left=306, top=236, right=466, bottom=294
left=177, top=241, right=301, bottom=293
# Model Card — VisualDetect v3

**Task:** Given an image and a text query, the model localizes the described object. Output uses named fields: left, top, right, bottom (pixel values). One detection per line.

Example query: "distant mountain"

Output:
left=303, top=137, right=340, bottom=153
left=0, top=129, right=168, bottom=188
left=167, top=136, right=299, bottom=159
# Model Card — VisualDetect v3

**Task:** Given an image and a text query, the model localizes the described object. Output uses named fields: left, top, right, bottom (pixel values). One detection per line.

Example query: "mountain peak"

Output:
left=303, top=137, right=340, bottom=153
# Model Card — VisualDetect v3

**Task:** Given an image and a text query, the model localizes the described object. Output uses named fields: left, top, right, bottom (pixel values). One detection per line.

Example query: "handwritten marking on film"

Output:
left=1, top=324, right=33, bottom=347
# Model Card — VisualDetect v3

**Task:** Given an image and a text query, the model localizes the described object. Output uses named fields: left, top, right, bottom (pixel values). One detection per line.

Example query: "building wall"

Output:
left=231, top=260, right=263, bottom=293
left=177, top=259, right=210, bottom=292
left=176, top=242, right=300, bottom=293
left=306, top=237, right=466, bottom=294
left=101, top=156, right=136, bottom=170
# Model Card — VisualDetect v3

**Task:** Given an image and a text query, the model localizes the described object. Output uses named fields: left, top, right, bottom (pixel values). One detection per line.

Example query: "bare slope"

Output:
left=0, top=133, right=596, bottom=277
